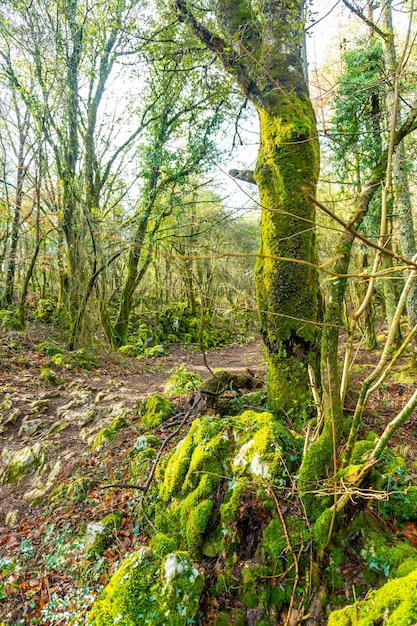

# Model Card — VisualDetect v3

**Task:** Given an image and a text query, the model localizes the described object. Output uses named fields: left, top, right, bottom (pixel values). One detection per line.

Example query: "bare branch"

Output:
left=341, top=0, right=389, bottom=41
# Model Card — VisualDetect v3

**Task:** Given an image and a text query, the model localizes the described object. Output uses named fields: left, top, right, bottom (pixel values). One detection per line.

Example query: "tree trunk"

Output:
left=3, top=137, right=26, bottom=307
left=254, top=102, right=321, bottom=413
left=382, top=1, right=417, bottom=356
left=174, top=0, right=322, bottom=414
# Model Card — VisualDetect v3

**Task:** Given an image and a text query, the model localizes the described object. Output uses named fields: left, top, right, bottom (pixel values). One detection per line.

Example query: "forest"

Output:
left=1, top=0, right=417, bottom=624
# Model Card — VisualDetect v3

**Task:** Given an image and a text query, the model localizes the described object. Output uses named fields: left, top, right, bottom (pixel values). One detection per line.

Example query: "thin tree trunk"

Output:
left=382, top=1, right=417, bottom=356
left=3, top=137, right=26, bottom=306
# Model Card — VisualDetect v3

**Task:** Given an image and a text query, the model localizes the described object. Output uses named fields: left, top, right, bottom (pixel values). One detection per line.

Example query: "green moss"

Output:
left=85, top=511, right=123, bottom=558
left=395, top=559, right=417, bottom=579
left=262, top=518, right=286, bottom=562
left=350, top=439, right=375, bottom=462
left=215, top=610, right=245, bottom=626
left=351, top=512, right=417, bottom=579
left=254, top=100, right=321, bottom=414
left=327, top=545, right=345, bottom=590
left=91, top=416, right=128, bottom=450
left=150, top=533, right=178, bottom=557
left=328, top=569, right=417, bottom=625
left=88, top=548, right=203, bottom=626
left=140, top=394, right=173, bottom=429
left=312, top=508, right=334, bottom=554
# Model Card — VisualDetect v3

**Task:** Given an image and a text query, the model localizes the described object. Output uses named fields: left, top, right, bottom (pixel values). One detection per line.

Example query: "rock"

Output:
left=23, top=459, right=64, bottom=506
left=85, top=512, right=123, bottom=557
left=29, top=399, right=50, bottom=415
left=79, top=404, right=129, bottom=442
left=90, top=416, right=128, bottom=450
left=38, top=368, right=64, bottom=386
left=0, top=407, right=21, bottom=433
left=140, top=395, right=173, bottom=429
left=88, top=547, right=203, bottom=625
left=44, top=419, right=69, bottom=437
left=23, top=487, right=48, bottom=505
left=0, top=394, right=13, bottom=412
left=0, top=442, right=51, bottom=484
left=18, top=418, right=51, bottom=438
left=41, top=390, right=60, bottom=400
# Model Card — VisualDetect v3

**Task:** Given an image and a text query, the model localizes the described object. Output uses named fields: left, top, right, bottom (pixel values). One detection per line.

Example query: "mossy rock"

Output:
left=1, top=443, right=50, bottom=484
left=85, top=512, right=123, bottom=558
left=327, top=568, right=417, bottom=625
left=151, top=411, right=304, bottom=618
left=91, top=416, right=128, bottom=450
left=140, top=394, right=173, bottom=429
left=88, top=547, right=203, bottom=625
left=33, top=299, right=55, bottom=322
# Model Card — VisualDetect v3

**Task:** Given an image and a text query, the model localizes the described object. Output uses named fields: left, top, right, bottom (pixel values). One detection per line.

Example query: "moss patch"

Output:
left=91, top=416, right=128, bottom=450
left=328, top=568, right=417, bottom=625
left=140, top=394, right=173, bottom=429
left=88, top=548, right=203, bottom=625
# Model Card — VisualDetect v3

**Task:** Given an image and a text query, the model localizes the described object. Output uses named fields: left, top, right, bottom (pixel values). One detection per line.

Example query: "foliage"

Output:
left=164, top=365, right=203, bottom=398
left=331, top=38, right=384, bottom=176
left=0, top=310, right=22, bottom=330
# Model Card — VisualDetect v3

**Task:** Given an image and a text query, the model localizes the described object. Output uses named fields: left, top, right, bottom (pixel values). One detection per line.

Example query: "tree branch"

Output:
left=341, top=0, right=389, bottom=41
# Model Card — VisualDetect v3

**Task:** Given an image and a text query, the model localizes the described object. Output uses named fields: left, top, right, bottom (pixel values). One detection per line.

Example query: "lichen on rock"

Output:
left=1, top=442, right=51, bottom=485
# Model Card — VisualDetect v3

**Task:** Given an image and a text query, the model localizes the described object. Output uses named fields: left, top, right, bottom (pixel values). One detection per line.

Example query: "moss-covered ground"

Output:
left=2, top=330, right=417, bottom=625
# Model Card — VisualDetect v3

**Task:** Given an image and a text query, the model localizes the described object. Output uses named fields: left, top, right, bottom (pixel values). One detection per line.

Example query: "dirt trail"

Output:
left=0, top=338, right=265, bottom=527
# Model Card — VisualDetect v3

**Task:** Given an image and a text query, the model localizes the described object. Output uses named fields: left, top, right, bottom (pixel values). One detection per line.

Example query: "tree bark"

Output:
left=174, top=0, right=322, bottom=414
left=382, top=1, right=417, bottom=355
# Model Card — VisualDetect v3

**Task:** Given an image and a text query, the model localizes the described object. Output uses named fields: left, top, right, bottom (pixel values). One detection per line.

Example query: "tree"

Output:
left=171, top=0, right=417, bottom=531
left=174, top=0, right=322, bottom=414
left=85, top=4, right=417, bottom=624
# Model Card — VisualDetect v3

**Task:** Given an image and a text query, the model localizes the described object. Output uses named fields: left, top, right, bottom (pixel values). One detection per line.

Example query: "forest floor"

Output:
left=1, top=323, right=417, bottom=625
left=0, top=326, right=265, bottom=625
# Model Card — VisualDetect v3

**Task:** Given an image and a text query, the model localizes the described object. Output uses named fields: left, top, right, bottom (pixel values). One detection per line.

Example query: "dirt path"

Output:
left=0, top=338, right=265, bottom=527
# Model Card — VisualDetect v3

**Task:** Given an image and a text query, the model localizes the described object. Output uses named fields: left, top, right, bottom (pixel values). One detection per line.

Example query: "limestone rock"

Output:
left=0, top=442, right=51, bottom=484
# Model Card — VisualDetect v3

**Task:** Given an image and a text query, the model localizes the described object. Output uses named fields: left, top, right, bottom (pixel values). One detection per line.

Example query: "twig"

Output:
left=266, top=484, right=301, bottom=626
left=100, top=394, right=203, bottom=497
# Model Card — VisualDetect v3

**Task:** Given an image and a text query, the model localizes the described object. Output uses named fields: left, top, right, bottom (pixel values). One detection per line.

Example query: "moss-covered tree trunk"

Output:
left=175, top=0, right=321, bottom=413
left=255, top=102, right=321, bottom=413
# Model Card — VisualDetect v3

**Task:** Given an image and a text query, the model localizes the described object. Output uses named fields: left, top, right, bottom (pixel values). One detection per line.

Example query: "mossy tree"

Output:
left=174, top=0, right=322, bottom=414
left=172, top=0, right=417, bottom=509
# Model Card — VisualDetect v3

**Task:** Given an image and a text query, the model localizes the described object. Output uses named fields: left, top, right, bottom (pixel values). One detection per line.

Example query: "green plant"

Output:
left=0, top=309, right=22, bottom=330
left=164, top=365, right=203, bottom=398
left=37, top=341, right=64, bottom=356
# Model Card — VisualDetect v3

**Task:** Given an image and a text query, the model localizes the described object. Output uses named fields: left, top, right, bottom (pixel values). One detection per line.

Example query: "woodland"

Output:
left=2, top=0, right=417, bottom=624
